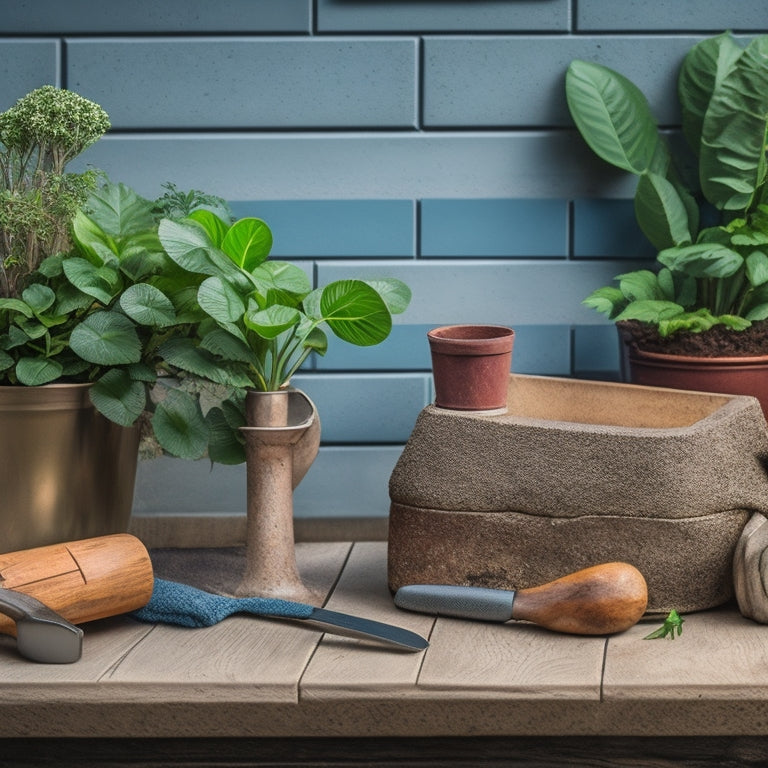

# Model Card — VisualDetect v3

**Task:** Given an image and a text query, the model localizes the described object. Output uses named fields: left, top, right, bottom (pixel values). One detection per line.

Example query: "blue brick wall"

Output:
left=3, top=1, right=767, bottom=520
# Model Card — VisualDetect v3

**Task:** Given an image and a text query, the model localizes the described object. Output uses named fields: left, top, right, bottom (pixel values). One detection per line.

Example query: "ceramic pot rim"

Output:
left=630, top=348, right=768, bottom=367
left=428, top=325, right=514, bottom=356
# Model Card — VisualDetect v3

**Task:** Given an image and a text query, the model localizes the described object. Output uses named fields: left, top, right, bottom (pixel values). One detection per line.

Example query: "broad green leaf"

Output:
left=245, top=304, right=302, bottom=340
left=634, top=172, right=693, bottom=250
left=746, top=302, right=768, bottom=321
left=188, top=209, right=230, bottom=248
left=302, top=287, right=322, bottom=320
left=566, top=59, right=659, bottom=174
left=71, top=209, right=118, bottom=266
left=221, top=218, right=272, bottom=272
left=197, top=276, right=246, bottom=323
left=15, top=357, right=64, bottom=386
left=700, top=36, right=768, bottom=210
left=127, top=362, right=157, bottom=383
left=678, top=32, right=743, bottom=154
left=205, top=407, right=245, bottom=465
left=120, top=283, right=177, bottom=327
left=617, top=270, right=664, bottom=301
left=21, top=284, right=55, bottom=314
left=615, top=300, right=685, bottom=323
left=37, top=253, right=65, bottom=279
left=158, top=337, right=252, bottom=387
left=303, top=326, right=328, bottom=355
left=199, top=327, right=256, bottom=365
left=746, top=251, right=768, bottom=287
left=582, top=286, right=626, bottom=318
left=251, top=261, right=311, bottom=301
left=90, top=369, right=146, bottom=426
left=69, top=311, right=142, bottom=365
left=15, top=317, right=48, bottom=340
left=159, top=218, right=241, bottom=279
left=0, top=298, right=34, bottom=318
left=364, top=278, right=412, bottom=315
left=85, top=181, right=156, bottom=239
left=62, top=257, right=120, bottom=304
left=151, top=388, right=209, bottom=460
left=658, top=243, right=744, bottom=278
left=54, top=283, right=94, bottom=315
left=0, top=350, right=12, bottom=371
left=320, top=279, right=391, bottom=346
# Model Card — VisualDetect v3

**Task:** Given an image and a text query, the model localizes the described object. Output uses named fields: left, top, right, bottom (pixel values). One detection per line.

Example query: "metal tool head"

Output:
left=0, top=588, right=83, bottom=663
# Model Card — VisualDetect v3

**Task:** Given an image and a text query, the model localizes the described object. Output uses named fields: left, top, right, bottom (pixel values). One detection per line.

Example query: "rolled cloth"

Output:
left=131, top=578, right=314, bottom=627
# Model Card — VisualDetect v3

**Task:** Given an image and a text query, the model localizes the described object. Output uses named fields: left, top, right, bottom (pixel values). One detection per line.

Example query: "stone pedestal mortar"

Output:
left=235, top=388, right=323, bottom=604
left=388, top=374, right=768, bottom=613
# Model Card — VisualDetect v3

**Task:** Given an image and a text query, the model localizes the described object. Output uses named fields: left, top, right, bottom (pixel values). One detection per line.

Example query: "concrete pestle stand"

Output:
left=388, top=374, right=768, bottom=613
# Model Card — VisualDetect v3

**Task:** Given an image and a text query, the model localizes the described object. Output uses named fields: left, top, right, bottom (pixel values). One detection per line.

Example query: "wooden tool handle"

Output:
left=0, top=534, right=154, bottom=637
left=511, top=562, right=648, bottom=635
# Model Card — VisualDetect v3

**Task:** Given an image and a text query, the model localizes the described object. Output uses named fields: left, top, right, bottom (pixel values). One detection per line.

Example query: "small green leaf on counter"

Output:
left=644, top=609, right=684, bottom=640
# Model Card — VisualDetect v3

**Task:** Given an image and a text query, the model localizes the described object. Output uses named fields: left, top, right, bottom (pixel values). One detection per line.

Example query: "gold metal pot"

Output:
left=0, top=383, right=139, bottom=553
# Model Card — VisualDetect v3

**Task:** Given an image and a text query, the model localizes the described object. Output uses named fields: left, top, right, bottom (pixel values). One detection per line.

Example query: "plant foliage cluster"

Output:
left=0, top=87, right=411, bottom=463
left=568, top=33, right=768, bottom=339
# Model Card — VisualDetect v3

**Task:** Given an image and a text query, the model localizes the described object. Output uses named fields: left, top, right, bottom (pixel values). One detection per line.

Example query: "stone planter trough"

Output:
left=388, top=374, right=768, bottom=613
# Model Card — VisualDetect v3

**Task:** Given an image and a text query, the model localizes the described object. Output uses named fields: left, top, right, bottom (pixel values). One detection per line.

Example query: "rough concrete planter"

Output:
left=388, top=375, right=768, bottom=613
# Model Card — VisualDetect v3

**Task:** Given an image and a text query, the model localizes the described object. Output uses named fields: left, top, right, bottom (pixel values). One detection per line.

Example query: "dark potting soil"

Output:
left=619, top=319, right=768, bottom=357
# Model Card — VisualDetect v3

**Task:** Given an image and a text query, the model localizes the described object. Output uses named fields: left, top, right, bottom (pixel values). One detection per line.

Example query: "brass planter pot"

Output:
left=0, top=383, right=140, bottom=553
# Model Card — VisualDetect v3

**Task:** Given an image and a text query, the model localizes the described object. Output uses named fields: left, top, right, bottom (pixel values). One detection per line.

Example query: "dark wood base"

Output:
left=3, top=736, right=768, bottom=767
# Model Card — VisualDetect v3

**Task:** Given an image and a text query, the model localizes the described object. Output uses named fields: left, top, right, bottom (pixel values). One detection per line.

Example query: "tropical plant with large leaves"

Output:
left=0, top=179, right=240, bottom=460
left=156, top=212, right=411, bottom=463
left=568, top=32, right=768, bottom=340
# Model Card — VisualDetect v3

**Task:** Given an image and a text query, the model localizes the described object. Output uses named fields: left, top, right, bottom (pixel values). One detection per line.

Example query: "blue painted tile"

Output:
left=133, top=446, right=405, bottom=518
left=511, top=326, right=571, bottom=375
left=578, top=2, right=768, bottom=31
left=72, top=132, right=638, bottom=203
left=1, top=1, right=311, bottom=33
left=573, top=200, right=656, bottom=259
left=317, top=0, right=569, bottom=32
left=421, top=199, right=567, bottom=257
left=316, top=259, right=651, bottom=326
left=229, top=200, right=415, bottom=258
left=67, top=38, right=417, bottom=129
left=423, top=36, right=707, bottom=127
left=572, top=325, right=622, bottom=376
left=0, top=41, right=60, bottom=107
left=317, top=325, right=433, bottom=371
left=293, top=446, right=405, bottom=518
left=292, top=373, right=430, bottom=444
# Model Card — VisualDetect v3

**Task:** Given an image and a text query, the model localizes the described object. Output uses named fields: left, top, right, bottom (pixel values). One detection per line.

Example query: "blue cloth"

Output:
left=131, top=578, right=315, bottom=628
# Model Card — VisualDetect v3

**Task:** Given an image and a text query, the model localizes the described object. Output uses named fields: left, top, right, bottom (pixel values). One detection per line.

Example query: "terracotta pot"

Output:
left=427, top=325, right=515, bottom=412
left=626, top=346, right=768, bottom=417
left=0, top=383, right=140, bottom=553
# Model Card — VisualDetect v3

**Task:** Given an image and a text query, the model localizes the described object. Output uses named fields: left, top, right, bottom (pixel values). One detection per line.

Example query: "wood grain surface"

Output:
left=2, top=540, right=768, bottom=754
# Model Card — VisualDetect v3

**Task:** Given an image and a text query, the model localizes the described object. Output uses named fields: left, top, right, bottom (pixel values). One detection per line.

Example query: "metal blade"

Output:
left=302, top=607, right=428, bottom=652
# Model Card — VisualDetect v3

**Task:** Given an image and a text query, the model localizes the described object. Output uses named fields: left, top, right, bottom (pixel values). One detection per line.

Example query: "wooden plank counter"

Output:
left=2, top=540, right=768, bottom=764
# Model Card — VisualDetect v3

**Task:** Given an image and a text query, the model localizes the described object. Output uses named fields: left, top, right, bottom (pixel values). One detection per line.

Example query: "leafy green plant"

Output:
left=0, top=86, right=110, bottom=298
left=568, top=32, right=768, bottom=341
left=155, top=212, right=411, bottom=462
left=0, top=178, right=238, bottom=459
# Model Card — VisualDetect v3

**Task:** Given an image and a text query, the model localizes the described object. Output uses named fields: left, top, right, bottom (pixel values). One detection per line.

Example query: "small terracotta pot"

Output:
left=627, top=347, right=768, bottom=418
left=427, top=325, right=515, bottom=412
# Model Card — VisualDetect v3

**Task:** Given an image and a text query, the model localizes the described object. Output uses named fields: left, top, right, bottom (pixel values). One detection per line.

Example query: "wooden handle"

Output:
left=511, top=562, right=648, bottom=635
left=0, top=534, right=154, bottom=637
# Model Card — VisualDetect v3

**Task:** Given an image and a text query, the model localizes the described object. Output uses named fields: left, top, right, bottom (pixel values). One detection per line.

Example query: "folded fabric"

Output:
left=131, top=578, right=314, bottom=628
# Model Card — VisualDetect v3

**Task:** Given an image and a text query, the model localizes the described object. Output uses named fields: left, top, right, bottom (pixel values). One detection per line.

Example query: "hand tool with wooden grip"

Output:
left=394, top=562, right=648, bottom=635
left=0, top=534, right=154, bottom=662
